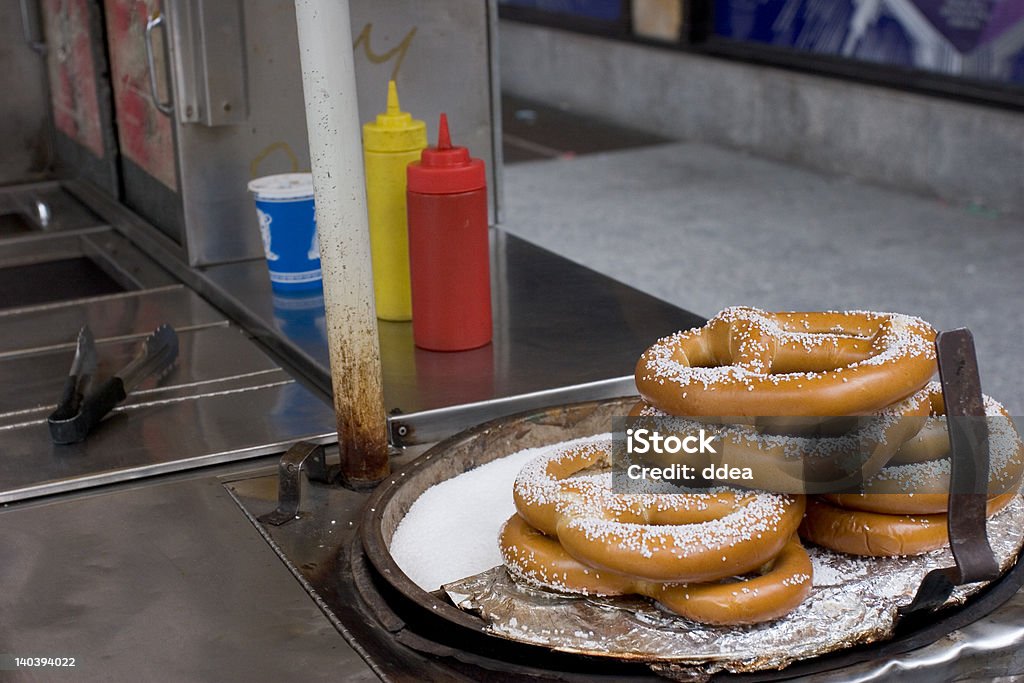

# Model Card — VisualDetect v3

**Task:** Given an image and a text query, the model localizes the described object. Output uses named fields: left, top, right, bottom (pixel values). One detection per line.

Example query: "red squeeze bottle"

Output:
left=406, top=114, right=492, bottom=351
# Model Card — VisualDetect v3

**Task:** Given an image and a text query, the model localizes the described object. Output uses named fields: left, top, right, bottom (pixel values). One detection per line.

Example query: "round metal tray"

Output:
left=360, top=397, right=1024, bottom=680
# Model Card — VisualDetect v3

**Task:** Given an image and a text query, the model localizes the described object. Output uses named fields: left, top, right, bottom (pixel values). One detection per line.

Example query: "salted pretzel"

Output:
left=800, top=493, right=1017, bottom=557
left=500, top=513, right=812, bottom=625
left=635, top=308, right=936, bottom=417
left=886, top=420, right=949, bottom=466
left=512, top=438, right=805, bottom=583
left=822, top=383, right=1024, bottom=515
left=629, top=387, right=931, bottom=494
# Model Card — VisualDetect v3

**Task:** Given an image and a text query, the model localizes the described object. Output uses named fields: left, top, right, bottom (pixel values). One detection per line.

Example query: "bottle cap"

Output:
left=407, top=114, right=486, bottom=195
left=362, top=80, right=427, bottom=153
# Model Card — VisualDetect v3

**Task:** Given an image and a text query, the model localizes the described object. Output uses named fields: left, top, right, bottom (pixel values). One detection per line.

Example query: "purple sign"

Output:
left=915, top=0, right=995, bottom=52
left=714, top=0, right=1024, bottom=85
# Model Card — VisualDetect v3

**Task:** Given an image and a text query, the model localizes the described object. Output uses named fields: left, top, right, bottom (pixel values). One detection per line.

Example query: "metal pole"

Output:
left=294, top=0, right=388, bottom=485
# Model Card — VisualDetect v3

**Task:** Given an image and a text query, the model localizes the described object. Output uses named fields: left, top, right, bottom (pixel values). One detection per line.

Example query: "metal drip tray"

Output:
left=0, top=256, right=128, bottom=310
left=0, top=213, right=336, bottom=503
left=0, top=228, right=165, bottom=311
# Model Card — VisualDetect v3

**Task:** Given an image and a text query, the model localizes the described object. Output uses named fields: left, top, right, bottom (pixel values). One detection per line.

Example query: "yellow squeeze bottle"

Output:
left=363, top=81, right=427, bottom=321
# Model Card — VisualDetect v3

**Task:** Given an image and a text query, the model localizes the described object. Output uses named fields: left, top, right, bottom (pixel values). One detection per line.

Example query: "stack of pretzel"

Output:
left=501, top=438, right=811, bottom=625
left=498, top=307, right=1024, bottom=626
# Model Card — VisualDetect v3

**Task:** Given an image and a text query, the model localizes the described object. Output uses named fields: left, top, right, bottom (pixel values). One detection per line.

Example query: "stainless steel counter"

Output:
left=0, top=197, right=339, bottom=503
left=0, top=288, right=337, bottom=501
left=0, top=460, right=377, bottom=683
left=65, top=180, right=703, bottom=446
left=1, top=180, right=704, bottom=500
left=196, top=229, right=702, bottom=444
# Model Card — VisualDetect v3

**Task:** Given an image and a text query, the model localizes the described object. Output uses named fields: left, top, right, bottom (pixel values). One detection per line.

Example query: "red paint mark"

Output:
left=43, top=0, right=104, bottom=157
left=103, top=0, right=177, bottom=189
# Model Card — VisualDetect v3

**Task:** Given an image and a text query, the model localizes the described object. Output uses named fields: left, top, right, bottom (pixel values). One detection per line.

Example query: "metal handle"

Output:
left=898, top=329, right=999, bottom=616
left=144, top=13, right=174, bottom=116
left=48, top=376, right=127, bottom=445
left=19, top=0, right=46, bottom=54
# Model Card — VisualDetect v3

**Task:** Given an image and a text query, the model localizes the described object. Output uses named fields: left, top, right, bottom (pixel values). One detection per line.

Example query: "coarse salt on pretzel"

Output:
left=499, top=513, right=812, bottom=625
left=629, top=387, right=931, bottom=494
left=635, top=307, right=937, bottom=417
left=822, top=383, right=1024, bottom=515
left=512, top=437, right=805, bottom=583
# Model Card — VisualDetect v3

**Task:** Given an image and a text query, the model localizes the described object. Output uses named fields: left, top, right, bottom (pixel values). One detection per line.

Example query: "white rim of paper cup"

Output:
left=248, top=173, right=314, bottom=201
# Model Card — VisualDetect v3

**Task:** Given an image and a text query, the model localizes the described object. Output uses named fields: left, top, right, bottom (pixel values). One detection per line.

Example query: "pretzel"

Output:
left=800, top=493, right=1016, bottom=557
left=512, top=438, right=805, bottom=583
left=886, top=420, right=949, bottom=466
left=500, top=513, right=812, bottom=625
left=822, top=384, right=1024, bottom=515
left=635, top=308, right=936, bottom=417
left=629, top=388, right=931, bottom=494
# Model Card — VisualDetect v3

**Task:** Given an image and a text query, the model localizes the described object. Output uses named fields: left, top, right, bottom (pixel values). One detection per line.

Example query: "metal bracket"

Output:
left=900, top=328, right=999, bottom=615
left=258, top=441, right=332, bottom=526
left=162, top=0, right=249, bottom=125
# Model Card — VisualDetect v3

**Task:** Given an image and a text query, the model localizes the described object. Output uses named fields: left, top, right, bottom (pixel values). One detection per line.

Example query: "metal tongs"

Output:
left=47, top=324, right=179, bottom=444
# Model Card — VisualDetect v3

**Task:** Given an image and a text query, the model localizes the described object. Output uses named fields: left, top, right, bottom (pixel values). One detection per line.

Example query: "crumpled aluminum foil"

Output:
left=444, top=498, right=1024, bottom=678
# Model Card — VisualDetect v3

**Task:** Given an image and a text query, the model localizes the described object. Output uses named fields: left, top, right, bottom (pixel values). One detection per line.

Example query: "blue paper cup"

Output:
left=248, top=173, right=322, bottom=293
